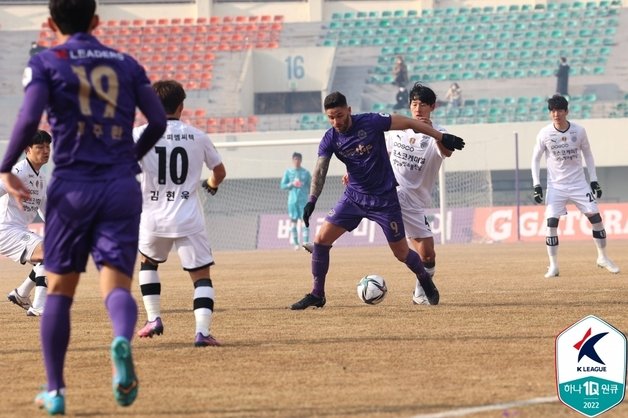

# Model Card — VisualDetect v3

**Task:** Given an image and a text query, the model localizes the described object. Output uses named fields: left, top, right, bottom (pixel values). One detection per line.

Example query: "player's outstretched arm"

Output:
left=389, top=114, right=464, bottom=150
left=302, top=156, right=330, bottom=227
left=134, top=85, right=167, bottom=160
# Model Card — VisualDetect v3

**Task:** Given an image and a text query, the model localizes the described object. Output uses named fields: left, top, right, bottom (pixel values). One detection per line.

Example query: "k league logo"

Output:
left=556, top=315, right=627, bottom=417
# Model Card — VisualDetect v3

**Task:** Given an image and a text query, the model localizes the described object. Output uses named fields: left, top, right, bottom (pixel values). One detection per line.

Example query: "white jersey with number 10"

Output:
left=134, top=120, right=222, bottom=238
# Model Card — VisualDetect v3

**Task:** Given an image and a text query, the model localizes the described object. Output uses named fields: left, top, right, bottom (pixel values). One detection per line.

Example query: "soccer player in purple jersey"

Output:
left=0, top=0, right=167, bottom=415
left=290, top=92, right=465, bottom=310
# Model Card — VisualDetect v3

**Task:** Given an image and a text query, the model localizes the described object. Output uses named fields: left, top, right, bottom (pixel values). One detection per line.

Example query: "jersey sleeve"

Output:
left=318, top=130, right=335, bottom=159
left=202, top=135, right=222, bottom=170
left=579, top=128, right=598, bottom=182
left=280, top=169, right=292, bottom=190
left=372, top=112, right=393, bottom=132
left=530, top=131, right=546, bottom=186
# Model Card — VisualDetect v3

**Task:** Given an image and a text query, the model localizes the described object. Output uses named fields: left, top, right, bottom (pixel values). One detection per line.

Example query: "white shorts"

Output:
left=545, top=185, right=600, bottom=219
left=0, top=227, right=43, bottom=264
left=138, top=229, right=214, bottom=271
left=397, top=189, right=433, bottom=240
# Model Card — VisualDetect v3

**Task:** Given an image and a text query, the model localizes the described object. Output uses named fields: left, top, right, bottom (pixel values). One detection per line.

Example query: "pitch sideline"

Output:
left=409, top=395, right=558, bottom=418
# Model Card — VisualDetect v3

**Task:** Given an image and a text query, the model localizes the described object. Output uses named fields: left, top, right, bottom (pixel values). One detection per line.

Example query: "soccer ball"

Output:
left=356, top=275, right=387, bottom=305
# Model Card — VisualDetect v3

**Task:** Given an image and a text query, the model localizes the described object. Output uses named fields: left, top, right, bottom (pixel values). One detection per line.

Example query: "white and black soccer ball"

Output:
left=356, top=275, right=387, bottom=305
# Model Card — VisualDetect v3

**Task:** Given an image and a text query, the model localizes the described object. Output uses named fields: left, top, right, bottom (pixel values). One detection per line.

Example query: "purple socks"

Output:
left=41, top=294, right=73, bottom=392
left=404, top=249, right=428, bottom=278
left=105, top=287, right=138, bottom=341
left=311, top=243, right=332, bottom=297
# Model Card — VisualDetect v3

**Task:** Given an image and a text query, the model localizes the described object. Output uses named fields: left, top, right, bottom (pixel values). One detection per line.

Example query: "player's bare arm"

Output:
left=0, top=173, right=30, bottom=209
left=310, top=156, right=331, bottom=199
left=208, top=163, right=226, bottom=189
left=389, top=114, right=464, bottom=151
left=390, top=114, right=443, bottom=140
left=302, top=156, right=330, bottom=227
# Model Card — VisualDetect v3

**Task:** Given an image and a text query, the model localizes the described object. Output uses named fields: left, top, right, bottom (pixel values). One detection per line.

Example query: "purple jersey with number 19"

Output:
left=24, top=33, right=151, bottom=179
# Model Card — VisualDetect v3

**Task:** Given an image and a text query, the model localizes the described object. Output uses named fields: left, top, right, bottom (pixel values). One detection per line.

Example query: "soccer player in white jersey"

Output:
left=531, top=95, right=619, bottom=278
left=1, top=130, right=51, bottom=317
left=386, top=83, right=459, bottom=305
left=133, top=80, right=226, bottom=347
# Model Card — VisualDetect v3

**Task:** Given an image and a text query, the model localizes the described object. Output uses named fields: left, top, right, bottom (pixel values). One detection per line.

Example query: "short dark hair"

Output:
left=408, top=83, right=437, bottom=106
left=547, top=94, right=569, bottom=111
left=292, top=152, right=302, bottom=160
left=152, top=80, right=186, bottom=114
left=324, top=92, right=348, bottom=110
left=29, top=130, right=52, bottom=146
left=49, top=0, right=96, bottom=35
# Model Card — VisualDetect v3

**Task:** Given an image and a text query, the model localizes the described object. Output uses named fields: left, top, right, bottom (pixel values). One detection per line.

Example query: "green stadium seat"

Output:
left=394, top=10, right=405, bottom=17
left=331, top=12, right=342, bottom=20
left=372, top=103, right=387, bottom=112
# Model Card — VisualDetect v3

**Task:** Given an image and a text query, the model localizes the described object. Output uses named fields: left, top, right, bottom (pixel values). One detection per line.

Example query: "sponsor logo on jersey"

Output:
left=69, top=49, right=124, bottom=61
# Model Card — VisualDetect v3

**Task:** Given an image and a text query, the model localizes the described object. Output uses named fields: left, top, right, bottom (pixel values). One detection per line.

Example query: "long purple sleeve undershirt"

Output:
left=0, top=82, right=48, bottom=173
left=0, top=83, right=166, bottom=174
left=134, top=84, right=167, bottom=160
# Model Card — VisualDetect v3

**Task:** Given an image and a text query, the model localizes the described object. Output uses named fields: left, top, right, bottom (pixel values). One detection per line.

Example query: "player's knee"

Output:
left=547, top=217, right=559, bottom=228
left=587, top=213, right=602, bottom=224
left=393, top=248, right=409, bottom=263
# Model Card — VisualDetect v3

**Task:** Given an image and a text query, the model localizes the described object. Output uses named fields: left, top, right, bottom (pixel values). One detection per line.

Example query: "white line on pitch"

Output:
left=409, top=396, right=558, bottom=418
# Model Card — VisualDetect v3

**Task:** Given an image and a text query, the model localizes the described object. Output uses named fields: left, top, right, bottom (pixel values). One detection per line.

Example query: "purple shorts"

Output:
left=44, top=175, right=142, bottom=278
left=325, top=188, right=405, bottom=242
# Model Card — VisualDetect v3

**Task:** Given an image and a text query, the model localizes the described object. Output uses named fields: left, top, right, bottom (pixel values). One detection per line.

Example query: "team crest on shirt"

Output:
left=561, top=136, right=568, bottom=142
left=357, top=129, right=367, bottom=139
left=408, top=137, right=416, bottom=145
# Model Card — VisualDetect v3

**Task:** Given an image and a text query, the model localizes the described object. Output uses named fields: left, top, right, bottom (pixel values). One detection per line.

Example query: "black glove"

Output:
left=533, top=184, right=543, bottom=204
left=201, top=179, right=218, bottom=195
left=590, top=181, right=602, bottom=199
left=303, top=201, right=316, bottom=227
left=441, top=133, right=465, bottom=151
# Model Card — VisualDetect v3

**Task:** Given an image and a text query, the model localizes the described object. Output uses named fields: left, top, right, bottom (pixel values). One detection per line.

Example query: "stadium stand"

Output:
left=1, top=1, right=626, bottom=135
left=320, top=2, right=620, bottom=84
left=37, top=16, right=283, bottom=91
